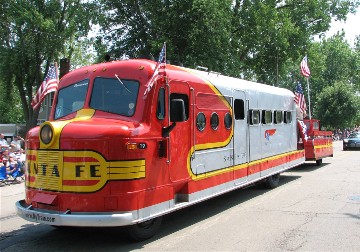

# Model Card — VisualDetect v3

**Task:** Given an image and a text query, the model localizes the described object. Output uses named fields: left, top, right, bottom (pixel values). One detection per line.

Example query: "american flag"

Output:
left=31, top=64, right=59, bottom=110
left=295, top=83, right=307, bottom=114
left=143, top=42, right=166, bottom=98
left=300, top=56, right=310, bottom=77
left=298, top=120, right=308, bottom=141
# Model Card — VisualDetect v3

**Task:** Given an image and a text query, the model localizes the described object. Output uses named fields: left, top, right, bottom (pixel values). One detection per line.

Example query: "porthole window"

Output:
left=224, top=112, right=232, bottom=129
left=210, top=113, right=219, bottom=130
left=196, top=112, right=206, bottom=131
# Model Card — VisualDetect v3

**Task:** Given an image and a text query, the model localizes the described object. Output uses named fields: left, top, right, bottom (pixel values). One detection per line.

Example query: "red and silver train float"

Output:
left=16, top=58, right=333, bottom=240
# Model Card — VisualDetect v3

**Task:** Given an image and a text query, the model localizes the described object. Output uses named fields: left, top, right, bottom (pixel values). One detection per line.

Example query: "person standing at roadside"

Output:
left=10, top=136, right=24, bottom=153
left=0, top=133, right=9, bottom=149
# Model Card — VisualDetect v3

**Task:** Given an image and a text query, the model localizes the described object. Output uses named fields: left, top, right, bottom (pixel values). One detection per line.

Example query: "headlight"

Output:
left=343, top=139, right=348, bottom=143
left=40, top=124, right=53, bottom=144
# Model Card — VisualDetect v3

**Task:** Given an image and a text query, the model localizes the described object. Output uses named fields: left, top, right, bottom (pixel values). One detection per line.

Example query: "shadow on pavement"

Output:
left=0, top=174, right=301, bottom=251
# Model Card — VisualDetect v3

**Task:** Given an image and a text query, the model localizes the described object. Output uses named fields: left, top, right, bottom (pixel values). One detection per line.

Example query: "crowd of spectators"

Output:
left=332, top=125, right=360, bottom=141
left=0, top=133, right=25, bottom=184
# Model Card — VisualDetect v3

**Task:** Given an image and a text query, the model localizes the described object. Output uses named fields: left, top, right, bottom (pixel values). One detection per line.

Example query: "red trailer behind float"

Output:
left=300, top=119, right=333, bottom=165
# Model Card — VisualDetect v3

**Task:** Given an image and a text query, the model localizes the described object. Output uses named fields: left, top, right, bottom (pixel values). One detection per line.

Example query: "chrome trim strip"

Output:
left=16, top=200, right=134, bottom=227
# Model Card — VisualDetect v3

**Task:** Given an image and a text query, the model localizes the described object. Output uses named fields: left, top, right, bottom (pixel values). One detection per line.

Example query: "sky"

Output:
left=326, top=7, right=359, bottom=44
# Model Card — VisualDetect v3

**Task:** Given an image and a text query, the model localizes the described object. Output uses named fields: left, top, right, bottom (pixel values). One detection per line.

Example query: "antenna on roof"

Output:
left=195, top=66, right=208, bottom=72
left=209, top=71, right=221, bottom=77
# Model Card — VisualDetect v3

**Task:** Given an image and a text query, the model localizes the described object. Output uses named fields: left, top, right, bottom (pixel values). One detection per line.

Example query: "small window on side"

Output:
left=250, top=110, right=260, bottom=125
left=234, top=99, right=245, bottom=120
left=313, top=121, right=319, bottom=130
left=224, top=112, right=232, bottom=129
left=274, top=111, right=283, bottom=124
left=170, top=93, right=189, bottom=120
left=196, top=112, right=206, bottom=131
left=262, top=110, right=272, bottom=124
left=210, top=112, right=219, bottom=130
left=284, top=111, right=292, bottom=124
left=156, top=88, right=166, bottom=120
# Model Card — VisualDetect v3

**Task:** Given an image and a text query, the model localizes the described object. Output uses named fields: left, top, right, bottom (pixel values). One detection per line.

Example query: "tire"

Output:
left=126, top=216, right=163, bottom=242
left=51, top=225, right=73, bottom=230
left=265, top=174, right=280, bottom=189
left=316, top=159, right=323, bottom=166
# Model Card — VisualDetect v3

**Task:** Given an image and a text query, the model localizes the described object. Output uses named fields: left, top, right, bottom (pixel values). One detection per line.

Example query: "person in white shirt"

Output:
left=6, top=154, right=18, bottom=175
left=16, top=148, right=26, bottom=163
left=10, top=136, right=24, bottom=152
left=0, top=133, right=9, bottom=148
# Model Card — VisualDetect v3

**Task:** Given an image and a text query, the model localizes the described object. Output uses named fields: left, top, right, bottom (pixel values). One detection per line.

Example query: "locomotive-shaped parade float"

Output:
left=16, top=55, right=333, bottom=241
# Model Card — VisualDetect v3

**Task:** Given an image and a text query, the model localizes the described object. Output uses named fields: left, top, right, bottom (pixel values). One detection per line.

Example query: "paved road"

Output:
left=1, top=141, right=359, bottom=251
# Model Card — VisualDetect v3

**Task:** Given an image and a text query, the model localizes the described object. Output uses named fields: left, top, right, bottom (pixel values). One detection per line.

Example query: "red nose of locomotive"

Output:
left=24, top=111, right=150, bottom=212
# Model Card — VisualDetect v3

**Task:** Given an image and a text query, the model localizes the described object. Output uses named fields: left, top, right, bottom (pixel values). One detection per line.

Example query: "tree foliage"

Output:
left=0, top=0, right=359, bottom=131
left=298, top=34, right=359, bottom=123
left=98, top=0, right=358, bottom=83
left=98, top=0, right=233, bottom=72
left=0, top=0, right=99, bottom=129
left=315, top=81, right=359, bottom=129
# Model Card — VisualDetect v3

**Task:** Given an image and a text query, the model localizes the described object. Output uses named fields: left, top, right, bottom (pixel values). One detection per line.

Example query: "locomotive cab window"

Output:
left=157, top=88, right=166, bottom=120
left=90, top=77, right=139, bottom=116
left=55, top=79, right=89, bottom=119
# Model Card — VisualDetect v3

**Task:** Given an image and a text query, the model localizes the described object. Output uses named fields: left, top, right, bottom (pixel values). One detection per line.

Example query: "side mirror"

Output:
left=170, top=99, right=186, bottom=122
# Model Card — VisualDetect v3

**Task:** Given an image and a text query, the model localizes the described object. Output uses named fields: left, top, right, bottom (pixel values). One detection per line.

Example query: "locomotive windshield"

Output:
left=54, top=79, right=89, bottom=119
left=89, top=77, right=139, bottom=116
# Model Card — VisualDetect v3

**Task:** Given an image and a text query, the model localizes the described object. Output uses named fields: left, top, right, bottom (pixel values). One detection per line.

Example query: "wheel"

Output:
left=316, top=159, right=323, bottom=166
left=126, top=216, right=163, bottom=242
left=265, top=174, right=280, bottom=189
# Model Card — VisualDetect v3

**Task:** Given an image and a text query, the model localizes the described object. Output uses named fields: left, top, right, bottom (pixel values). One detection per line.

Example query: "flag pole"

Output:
left=300, top=55, right=311, bottom=119
left=45, top=62, right=58, bottom=120
left=306, top=77, right=311, bottom=119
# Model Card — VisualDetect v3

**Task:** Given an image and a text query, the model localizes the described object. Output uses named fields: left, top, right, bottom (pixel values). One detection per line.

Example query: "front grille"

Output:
left=35, top=151, right=63, bottom=191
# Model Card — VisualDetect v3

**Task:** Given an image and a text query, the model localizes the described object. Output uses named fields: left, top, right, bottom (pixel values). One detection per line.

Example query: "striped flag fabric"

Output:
left=143, top=43, right=166, bottom=98
left=295, top=83, right=307, bottom=114
left=300, top=56, right=310, bottom=77
left=31, top=64, right=59, bottom=110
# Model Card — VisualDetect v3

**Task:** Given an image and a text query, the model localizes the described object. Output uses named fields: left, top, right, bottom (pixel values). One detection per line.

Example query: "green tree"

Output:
left=98, top=0, right=358, bottom=83
left=278, top=33, right=360, bottom=128
left=314, top=81, right=359, bottom=129
left=98, top=0, right=233, bottom=72
left=0, top=0, right=99, bottom=129
left=231, top=0, right=358, bottom=83
left=353, top=35, right=360, bottom=91
left=0, top=80, right=24, bottom=123
left=305, top=34, right=359, bottom=123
